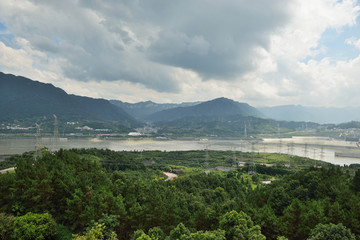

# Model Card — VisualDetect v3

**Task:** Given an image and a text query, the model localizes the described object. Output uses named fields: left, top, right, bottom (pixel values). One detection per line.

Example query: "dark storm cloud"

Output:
left=143, top=0, right=291, bottom=79
left=0, top=0, right=291, bottom=91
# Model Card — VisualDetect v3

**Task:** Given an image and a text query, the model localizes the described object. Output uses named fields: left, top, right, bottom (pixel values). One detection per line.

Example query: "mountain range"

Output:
left=145, top=97, right=263, bottom=122
left=110, top=100, right=200, bottom=120
left=259, top=105, right=360, bottom=124
left=1, top=72, right=360, bottom=127
left=0, top=72, right=135, bottom=124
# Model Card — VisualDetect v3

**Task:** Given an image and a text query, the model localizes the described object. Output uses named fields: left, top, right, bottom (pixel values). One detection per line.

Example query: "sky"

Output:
left=0, top=0, right=360, bottom=107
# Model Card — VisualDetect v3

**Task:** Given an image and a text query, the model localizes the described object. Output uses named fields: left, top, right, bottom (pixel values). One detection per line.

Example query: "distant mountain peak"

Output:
left=146, top=97, right=263, bottom=122
left=259, top=105, right=360, bottom=124
left=208, top=97, right=234, bottom=103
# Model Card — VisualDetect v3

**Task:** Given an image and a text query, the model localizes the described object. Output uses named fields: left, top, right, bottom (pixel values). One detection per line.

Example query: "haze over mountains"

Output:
left=1, top=72, right=360, bottom=125
left=259, top=105, right=360, bottom=124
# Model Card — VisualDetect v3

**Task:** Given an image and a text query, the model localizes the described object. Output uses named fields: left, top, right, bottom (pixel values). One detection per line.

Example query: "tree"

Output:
left=131, top=230, right=145, bottom=240
left=148, top=227, right=165, bottom=240
left=136, top=233, right=152, bottom=240
left=282, top=199, right=327, bottom=240
left=0, top=213, right=15, bottom=240
left=0, top=173, right=16, bottom=213
left=86, top=214, right=120, bottom=240
left=281, top=199, right=304, bottom=239
left=268, top=186, right=291, bottom=216
left=351, top=169, right=360, bottom=192
left=169, top=223, right=190, bottom=240
left=307, top=223, right=355, bottom=240
left=219, top=210, right=265, bottom=240
left=12, top=212, right=56, bottom=240
left=253, top=205, right=282, bottom=239
left=185, top=229, right=226, bottom=240
left=74, top=223, right=118, bottom=240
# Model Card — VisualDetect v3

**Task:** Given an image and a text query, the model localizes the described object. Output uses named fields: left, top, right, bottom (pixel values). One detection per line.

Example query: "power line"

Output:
left=52, top=114, right=59, bottom=152
left=34, top=123, right=42, bottom=160
left=248, top=141, right=257, bottom=175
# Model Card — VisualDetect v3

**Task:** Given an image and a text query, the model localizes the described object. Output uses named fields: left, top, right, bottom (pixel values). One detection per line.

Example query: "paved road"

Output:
left=163, top=172, right=178, bottom=181
left=0, top=167, right=15, bottom=174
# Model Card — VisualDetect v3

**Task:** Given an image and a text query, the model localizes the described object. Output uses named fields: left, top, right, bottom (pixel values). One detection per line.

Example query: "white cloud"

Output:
left=345, top=37, right=360, bottom=50
left=0, top=0, right=360, bottom=107
left=270, top=0, right=359, bottom=60
left=0, top=38, right=59, bottom=82
left=248, top=0, right=360, bottom=107
left=0, top=0, right=290, bottom=88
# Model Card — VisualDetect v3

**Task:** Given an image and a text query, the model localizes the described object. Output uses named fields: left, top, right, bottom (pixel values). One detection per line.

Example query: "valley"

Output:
left=2, top=72, right=360, bottom=239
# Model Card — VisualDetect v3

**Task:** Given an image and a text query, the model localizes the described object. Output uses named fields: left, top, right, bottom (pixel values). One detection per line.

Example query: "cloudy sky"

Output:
left=1, top=0, right=360, bottom=107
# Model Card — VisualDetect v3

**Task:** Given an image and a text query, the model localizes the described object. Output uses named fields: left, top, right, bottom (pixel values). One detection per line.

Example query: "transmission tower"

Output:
left=287, top=143, right=291, bottom=155
left=313, top=148, right=317, bottom=167
left=289, top=142, right=294, bottom=156
left=34, top=123, right=42, bottom=160
left=251, top=141, right=256, bottom=154
left=53, top=114, right=59, bottom=137
left=312, top=148, right=317, bottom=159
left=320, top=146, right=325, bottom=160
left=286, top=142, right=294, bottom=167
left=244, top=122, right=247, bottom=138
left=239, top=141, right=243, bottom=161
left=278, top=139, right=283, bottom=153
left=303, top=143, right=308, bottom=157
left=248, top=161, right=256, bottom=175
left=233, top=148, right=237, bottom=167
left=277, top=123, right=280, bottom=137
left=52, top=114, right=59, bottom=151
left=248, top=141, right=257, bottom=175
left=204, top=145, right=210, bottom=174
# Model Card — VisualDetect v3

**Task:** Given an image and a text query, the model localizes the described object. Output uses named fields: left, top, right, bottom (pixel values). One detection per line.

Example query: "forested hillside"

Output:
left=155, top=115, right=319, bottom=138
left=0, top=72, right=135, bottom=124
left=110, top=100, right=200, bottom=121
left=146, top=98, right=263, bottom=122
left=0, top=148, right=359, bottom=239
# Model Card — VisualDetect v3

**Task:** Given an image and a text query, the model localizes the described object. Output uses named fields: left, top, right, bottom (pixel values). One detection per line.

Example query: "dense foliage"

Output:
left=0, top=148, right=359, bottom=239
left=146, top=98, right=262, bottom=122
left=156, top=116, right=319, bottom=138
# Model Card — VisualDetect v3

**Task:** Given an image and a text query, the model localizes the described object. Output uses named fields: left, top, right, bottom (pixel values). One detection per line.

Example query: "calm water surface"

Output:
left=1, top=137, right=360, bottom=166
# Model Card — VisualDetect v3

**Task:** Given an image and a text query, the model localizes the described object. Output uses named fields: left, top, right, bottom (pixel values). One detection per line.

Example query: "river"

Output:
left=1, top=136, right=360, bottom=166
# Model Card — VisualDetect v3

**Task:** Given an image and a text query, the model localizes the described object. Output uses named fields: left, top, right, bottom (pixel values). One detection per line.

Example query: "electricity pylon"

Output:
left=248, top=141, right=257, bottom=175
left=52, top=114, right=59, bottom=151
left=34, top=123, right=42, bottom=160
left=204, top=145, right=210, bottom=174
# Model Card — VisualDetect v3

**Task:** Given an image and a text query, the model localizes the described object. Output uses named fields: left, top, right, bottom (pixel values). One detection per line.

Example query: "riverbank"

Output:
left=1, top=136, right=360, bottom=165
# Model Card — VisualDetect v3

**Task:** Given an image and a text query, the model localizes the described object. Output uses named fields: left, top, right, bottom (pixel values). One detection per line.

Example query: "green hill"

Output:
left=110, top=100, right=199, bottom=120
left=0, top=72, right=135, bottom=124
left=146, top=97, right=263, bottom=122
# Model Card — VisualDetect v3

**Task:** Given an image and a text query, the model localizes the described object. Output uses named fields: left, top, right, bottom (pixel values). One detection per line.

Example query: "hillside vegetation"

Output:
left=146, top=97, right=263, bottom=122
left=0, top=148, right=359, bottom=239
left=0, top=72, right=135, bottom=124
